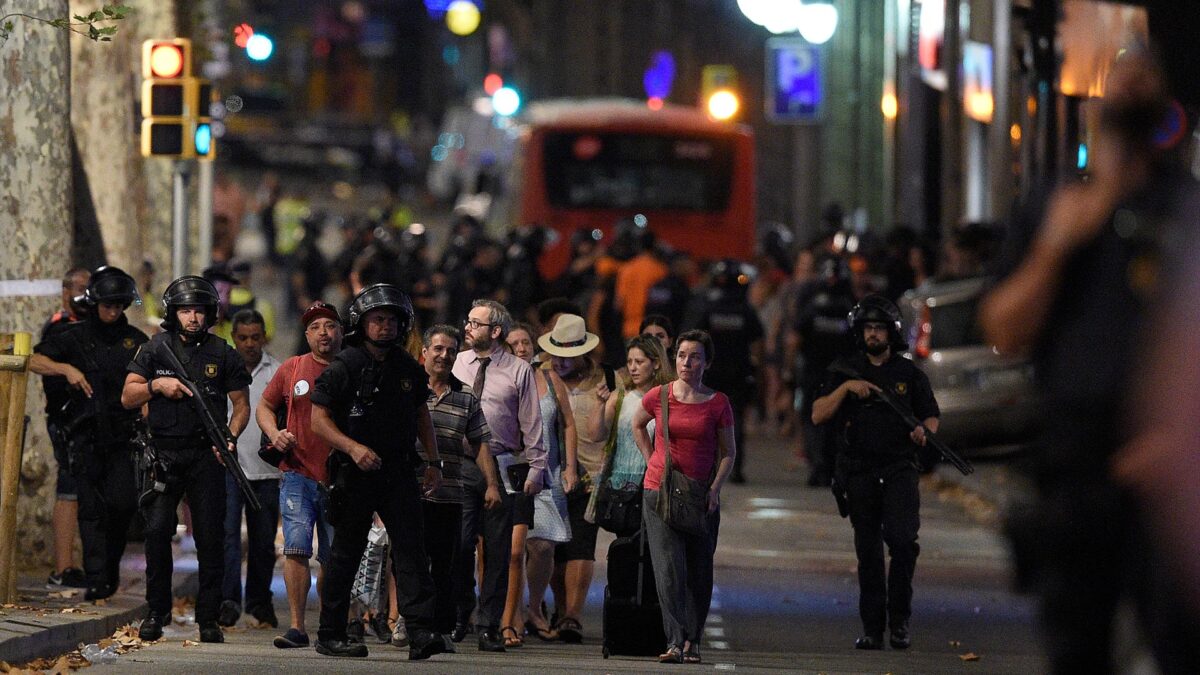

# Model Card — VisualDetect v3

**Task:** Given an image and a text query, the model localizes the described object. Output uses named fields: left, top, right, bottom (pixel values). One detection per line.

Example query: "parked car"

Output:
left=898, top=276, right=1039, bottom=454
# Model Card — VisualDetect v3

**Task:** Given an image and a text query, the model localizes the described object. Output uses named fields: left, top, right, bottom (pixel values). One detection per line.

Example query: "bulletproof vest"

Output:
left=800, top=285, right=855, bottom=369
left=145, top=332, right=230, bottom=437
left=66, top=319, right=144, bottom=420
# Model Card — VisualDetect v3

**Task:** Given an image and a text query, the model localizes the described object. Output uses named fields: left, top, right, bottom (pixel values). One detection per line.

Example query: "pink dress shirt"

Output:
left=453, top=345, right=547, bottom=486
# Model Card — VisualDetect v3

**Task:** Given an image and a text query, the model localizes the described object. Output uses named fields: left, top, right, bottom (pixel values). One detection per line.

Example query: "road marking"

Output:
left=709, top=640, right=730, bottom=650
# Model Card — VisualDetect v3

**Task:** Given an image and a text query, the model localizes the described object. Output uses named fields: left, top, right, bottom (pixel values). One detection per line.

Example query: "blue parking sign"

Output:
left=766, top=38, right=823, bottom=123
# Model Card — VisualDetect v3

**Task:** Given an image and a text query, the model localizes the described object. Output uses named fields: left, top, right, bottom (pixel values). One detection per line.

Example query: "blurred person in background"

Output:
left=212, top=172, right=247, bottom=263
left=632, top=330, right=735, bottom=664
left=789, top=253, right=856, bottom=486
left=552, top=228, right=604, bottom=311
left=684, top=260, right=764, bottom=484
left=615, top=226, right=668, bottom=341
left=639, top=314, right=675, bottom=358
left=980, top=50, right=1200, bottom=673
left=503, top=323, right=576, bottom=644
left=644, top=251, right=696, bottom=337
left=254, top=172, right=282, bottom=267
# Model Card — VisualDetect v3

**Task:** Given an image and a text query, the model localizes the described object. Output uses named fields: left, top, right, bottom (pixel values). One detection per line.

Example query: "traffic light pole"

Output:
left=172, top=160, right=191, bottom=279
left=197, top=159, right=214, bottom=267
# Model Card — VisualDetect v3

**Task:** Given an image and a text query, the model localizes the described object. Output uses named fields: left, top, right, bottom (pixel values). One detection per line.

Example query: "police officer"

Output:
left=121, top=275, right=252, bottom=644
left=30, top=266, right=148, bottom=601
left=811, top=294, right=939, bottom=651
left=309, top=284, right=446, bottom=660
left=685, top=259, right=764, bottom=484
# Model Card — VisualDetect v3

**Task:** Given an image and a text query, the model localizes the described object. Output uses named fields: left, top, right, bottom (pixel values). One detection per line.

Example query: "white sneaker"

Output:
left=391, top=616, right=409, bottom=647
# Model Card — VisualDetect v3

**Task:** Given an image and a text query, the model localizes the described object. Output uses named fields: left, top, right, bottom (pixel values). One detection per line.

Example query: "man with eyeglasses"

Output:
left=451, top=299, right=546, bottom=652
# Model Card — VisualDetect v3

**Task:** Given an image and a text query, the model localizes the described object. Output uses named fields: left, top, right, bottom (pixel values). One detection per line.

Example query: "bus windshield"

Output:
left=541, top=132, right=733, bottom=212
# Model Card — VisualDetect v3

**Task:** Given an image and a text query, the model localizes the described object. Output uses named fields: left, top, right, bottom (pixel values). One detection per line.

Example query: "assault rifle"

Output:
left=155, top=338, right=261, bottom=510
left=829, top=362, right=974, bottom=476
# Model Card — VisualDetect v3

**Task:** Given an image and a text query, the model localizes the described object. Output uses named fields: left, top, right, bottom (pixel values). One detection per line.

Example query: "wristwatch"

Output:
left=425, top=459, right=444, bottom=470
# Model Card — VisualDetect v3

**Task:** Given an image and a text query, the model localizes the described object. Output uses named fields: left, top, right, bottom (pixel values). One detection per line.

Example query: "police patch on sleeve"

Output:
left=123, top=337, right=136, bottom=350
left=400, top=379, right=412, bottom=391
left=895, top=382, right=907, bottom=395
left=205, top=363, right=218, bottom=378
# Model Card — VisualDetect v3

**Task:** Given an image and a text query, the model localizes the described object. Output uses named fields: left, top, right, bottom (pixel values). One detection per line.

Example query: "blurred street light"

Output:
left=446, top=0, right=481, bottom=37
left=707, top=89, right=740, bottom=121
left=493, top=86, right=521, bottom=116
left=737, top=0, right=838, bottom=45
left=246, top=33, right=274, bottom=61
left=798, top=3, right=838, bottom=45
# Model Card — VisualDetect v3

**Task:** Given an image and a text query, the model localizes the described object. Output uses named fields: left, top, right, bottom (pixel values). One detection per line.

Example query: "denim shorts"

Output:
left=279, top=471, right=333, bottom=564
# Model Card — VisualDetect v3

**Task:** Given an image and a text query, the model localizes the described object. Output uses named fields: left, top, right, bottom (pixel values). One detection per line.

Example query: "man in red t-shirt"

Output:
left=257, top=302, right=344, bottom=649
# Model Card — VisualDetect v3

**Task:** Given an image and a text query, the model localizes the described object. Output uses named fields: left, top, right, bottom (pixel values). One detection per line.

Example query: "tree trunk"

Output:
left=0, top=0, right=74, bottom=570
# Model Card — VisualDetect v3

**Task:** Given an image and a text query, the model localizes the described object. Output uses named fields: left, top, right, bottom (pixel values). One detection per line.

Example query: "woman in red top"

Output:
left=632, top=329, right=736, bottom=664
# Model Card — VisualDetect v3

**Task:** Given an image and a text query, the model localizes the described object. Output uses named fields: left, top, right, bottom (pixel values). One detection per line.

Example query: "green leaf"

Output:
left=74, top=14, right=89, bottom=22
left=110, top=5, right=134, bottom=17
left=88, top=10, right=105, bottom=22
left=87, top=23, right=99, bottom=39
left=99, top=36, right=111, bottom=41
left=98, top=25, right=117, bottom=35
left=49, top=18, right=67, bottom=28
left=3, top=21, right=12, bottom=33
left=102, top=6, right=114, bottom=16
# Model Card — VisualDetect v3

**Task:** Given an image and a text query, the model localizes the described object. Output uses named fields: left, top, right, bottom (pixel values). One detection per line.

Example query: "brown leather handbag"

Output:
left=655, top=385, right=709, bottom=536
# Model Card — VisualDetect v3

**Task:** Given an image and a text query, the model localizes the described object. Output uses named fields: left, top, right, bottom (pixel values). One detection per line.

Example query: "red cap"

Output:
left=301, top=301, right=340, bottom=328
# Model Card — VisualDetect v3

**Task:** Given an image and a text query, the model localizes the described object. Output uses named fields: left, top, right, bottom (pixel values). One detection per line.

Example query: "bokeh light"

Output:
left=446, top=1, right=481, bottom=36
left=246, top=33, right=274, bottom=61
left=707, top=89, right=740, bottom=120
left=493, top=86, right=520, bottom=116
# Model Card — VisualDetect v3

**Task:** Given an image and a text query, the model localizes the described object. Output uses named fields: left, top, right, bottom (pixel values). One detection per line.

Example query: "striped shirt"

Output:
left=417, top=377, right=491, bottom=504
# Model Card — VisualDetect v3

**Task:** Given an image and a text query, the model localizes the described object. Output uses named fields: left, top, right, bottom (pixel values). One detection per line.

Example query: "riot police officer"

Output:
left=686, top=259, right=764, bottom=484
left=811, top=294, right=939, bottom=651
left=121, top=275, right=251, bottom=644
left=30, top=266, right=149, bottom=601
left=309, top=284, right=446, bottom=660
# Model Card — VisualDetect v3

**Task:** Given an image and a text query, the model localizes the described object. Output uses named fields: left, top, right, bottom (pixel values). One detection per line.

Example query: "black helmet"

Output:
left=848, top=294, right=907, bottom=351
left=161, top=275, right=220, bottom=331
left=710, top=258, right=756, bottom=291
left=82, top=266, right=139, bottom=307
left=346, top=283, right=414, bottom=345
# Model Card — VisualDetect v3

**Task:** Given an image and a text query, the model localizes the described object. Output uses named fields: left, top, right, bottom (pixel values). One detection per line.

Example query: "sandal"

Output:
left=525, top=618, right=557, bottom=642
left=501, top=625, right=524, bottom=648
left=683, top=644, right=701, bottom=664
left=658, top=644, right=684, bottom=663
left=557, top=617, right=583, bottom=644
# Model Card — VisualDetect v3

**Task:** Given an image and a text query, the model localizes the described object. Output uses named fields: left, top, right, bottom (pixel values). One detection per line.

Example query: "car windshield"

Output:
left=930, top=296, right=984, bottom=349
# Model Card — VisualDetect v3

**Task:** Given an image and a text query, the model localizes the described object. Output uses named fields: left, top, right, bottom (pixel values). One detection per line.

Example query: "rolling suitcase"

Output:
left=602, top=529, right=667, bottom=658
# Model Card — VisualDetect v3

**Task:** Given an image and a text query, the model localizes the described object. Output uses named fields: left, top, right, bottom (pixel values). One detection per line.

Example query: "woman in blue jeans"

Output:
left=632, top=330, right=736, bottom=664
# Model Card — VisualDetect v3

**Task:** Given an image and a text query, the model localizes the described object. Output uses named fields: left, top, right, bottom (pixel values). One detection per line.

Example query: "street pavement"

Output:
left=33, top=426, right=1046, bottom=674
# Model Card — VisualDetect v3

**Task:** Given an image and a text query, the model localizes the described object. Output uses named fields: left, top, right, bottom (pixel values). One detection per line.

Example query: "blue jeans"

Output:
left=279, top=471, right=333, bottom=563
left=222, top=475, right=280, bottom=612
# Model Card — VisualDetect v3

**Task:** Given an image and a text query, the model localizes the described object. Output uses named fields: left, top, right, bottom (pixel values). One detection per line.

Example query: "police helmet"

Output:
left=848, top=294, right=908, bottom=351
left=345, top=283, right=414, bottom=343
left=82, top=266, right=140, bottom=307
left=710, top=258, right=756, bottom=291
left=161, top=275, right=220, bottom=331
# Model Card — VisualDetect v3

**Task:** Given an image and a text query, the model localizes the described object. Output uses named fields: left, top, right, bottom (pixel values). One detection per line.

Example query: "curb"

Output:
left=0, top=593, right=147, bottom=665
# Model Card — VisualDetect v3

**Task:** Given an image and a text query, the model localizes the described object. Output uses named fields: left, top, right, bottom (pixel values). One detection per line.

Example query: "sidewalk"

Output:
left=0, top=541, right=197, bottom=666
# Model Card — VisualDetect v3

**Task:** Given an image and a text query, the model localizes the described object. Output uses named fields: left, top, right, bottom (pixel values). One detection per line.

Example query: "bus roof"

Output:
left=521, top=98, right=753, bottom=137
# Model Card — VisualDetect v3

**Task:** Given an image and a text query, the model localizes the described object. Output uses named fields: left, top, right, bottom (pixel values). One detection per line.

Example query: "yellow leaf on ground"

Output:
left=182, top=640, right=200, bottom=647
left=960, top=652, right=981, bottom=661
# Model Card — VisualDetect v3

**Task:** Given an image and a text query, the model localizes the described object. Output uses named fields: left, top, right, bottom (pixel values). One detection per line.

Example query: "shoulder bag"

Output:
left=654, top=384, right=710, bottom=537
left=586, top=388, right=642, bottom=535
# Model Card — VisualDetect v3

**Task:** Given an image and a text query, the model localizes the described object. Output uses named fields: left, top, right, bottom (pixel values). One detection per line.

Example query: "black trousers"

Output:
left=844, top=461, right=920, bottom=637
left=222, top=476, right=280, bottom=613
left=75, top=440, right=138, bottom=589
left=421, top=500, right=463, bottom=634
left=318, top=465, right=436, bottom=642
left=453, top=458, right=515, bottom=631
left=141, top=440, right=227, bottom=624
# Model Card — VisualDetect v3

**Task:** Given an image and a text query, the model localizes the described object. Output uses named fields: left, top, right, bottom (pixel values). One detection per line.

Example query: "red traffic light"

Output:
left=142, top=39, right=191, bottom=80
left=234, top=23, right=254, bottom=49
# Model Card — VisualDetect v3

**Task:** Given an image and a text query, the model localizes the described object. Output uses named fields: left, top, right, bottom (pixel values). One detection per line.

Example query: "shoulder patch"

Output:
left=205, top=363, right=218, bottom=378
left=123, top=337, right=136, bottom=350
left=895, top=382, right=907, bottom=395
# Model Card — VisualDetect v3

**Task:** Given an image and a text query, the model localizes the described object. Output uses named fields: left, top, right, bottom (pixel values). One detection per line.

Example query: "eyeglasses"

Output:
left=464, top=318, right=494, bottom=330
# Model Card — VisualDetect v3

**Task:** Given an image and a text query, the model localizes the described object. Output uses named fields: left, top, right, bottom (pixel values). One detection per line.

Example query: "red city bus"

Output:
left=505, top=99, right=756, bottom=278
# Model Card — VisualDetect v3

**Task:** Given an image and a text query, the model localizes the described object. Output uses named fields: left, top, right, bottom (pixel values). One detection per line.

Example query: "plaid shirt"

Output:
left=419, top=377, right=491, bottom=504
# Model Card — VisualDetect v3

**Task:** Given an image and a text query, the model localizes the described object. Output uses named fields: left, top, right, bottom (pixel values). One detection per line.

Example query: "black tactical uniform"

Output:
left=34, top=267, right=148, bottom=600
left=126, top=276, right=250, bottom=642
left=310, top=284, right=445, bottom=660
left=688, top=259, right=764, bottom=484
left=793, top=258, right=856, bottom=486
left=816, top=295, right=938, bottom=651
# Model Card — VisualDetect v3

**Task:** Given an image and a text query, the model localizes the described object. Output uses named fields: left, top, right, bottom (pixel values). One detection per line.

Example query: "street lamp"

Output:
left=737, top=0, right=838, bottom=45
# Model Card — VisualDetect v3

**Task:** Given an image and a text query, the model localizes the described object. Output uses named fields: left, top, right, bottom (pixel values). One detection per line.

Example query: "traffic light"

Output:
left=700, top=65, right=740, bottom=121
left=140, top=38, right=215, bottom=159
